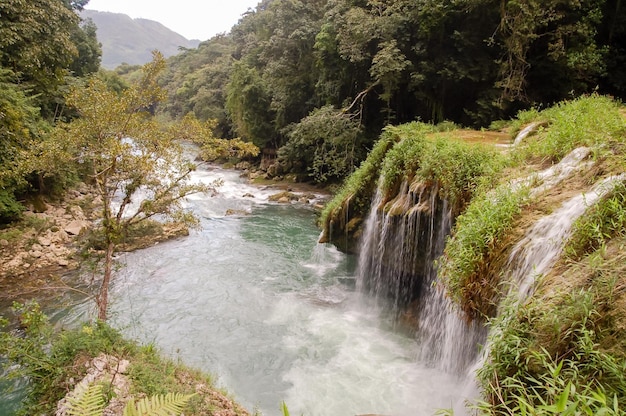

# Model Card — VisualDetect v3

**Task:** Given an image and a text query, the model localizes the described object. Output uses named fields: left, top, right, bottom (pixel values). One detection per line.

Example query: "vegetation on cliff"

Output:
left=322, top=94, right=626, bottom=414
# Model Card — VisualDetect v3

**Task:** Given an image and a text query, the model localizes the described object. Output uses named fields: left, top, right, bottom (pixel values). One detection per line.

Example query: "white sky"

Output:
left=85, top=0, right=260, bottom=40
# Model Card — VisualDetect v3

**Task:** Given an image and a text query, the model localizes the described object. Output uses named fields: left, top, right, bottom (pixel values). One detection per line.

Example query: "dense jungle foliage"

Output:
left=0, top=0, right=102, bottom=223
left=3, top=0, right=626, bottom=222
left=160, top=0, right=626, bottom=183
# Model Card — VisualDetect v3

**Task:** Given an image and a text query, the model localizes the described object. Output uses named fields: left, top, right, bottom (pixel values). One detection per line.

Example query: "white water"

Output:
left=355, top=179, right=483, bottom=413
left=508, top=174, right=626, bottom=300
left=59, top=164, right=467, bottom=416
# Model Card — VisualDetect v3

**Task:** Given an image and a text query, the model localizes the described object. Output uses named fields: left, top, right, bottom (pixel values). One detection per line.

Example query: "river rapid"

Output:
left=3, top=162, right=468, bottom=416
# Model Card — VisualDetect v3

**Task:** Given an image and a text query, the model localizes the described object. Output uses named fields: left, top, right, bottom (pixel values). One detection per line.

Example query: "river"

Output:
left=2, top=164, right=469, bottom=416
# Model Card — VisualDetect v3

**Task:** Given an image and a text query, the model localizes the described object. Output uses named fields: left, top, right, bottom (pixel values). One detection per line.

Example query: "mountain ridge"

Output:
left=81, top=10, right=200, bottom=69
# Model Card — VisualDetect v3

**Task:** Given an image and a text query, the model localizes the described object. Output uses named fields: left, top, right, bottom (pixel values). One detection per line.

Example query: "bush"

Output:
left=278, top=105, right=363, bottom=184
left=477, top=281, right=626, bottom=415
left=0, top=189, right=24, bottom=224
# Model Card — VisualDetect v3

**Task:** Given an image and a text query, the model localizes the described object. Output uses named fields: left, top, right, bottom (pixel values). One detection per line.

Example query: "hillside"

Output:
left=81, top=10, right=200, bottom=69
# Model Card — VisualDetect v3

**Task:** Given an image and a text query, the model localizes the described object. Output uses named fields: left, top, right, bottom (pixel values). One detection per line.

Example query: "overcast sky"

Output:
left=85, top=0, right=260, bottom=40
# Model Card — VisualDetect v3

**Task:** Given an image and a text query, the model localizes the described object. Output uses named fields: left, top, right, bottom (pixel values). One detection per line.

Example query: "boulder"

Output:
left=65, top=220, right=88, bottom=236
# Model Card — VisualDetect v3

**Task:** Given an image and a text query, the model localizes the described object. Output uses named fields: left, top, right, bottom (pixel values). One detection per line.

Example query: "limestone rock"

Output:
left=65, top=220, right=88, bottom=236
left=39, top=235, right=53, bottom=247
left=69, top=205, right=85, bottom=220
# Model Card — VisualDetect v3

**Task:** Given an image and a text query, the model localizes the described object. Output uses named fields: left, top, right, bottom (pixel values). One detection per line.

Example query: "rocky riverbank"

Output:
left=0, top=184, right=98, bottom=299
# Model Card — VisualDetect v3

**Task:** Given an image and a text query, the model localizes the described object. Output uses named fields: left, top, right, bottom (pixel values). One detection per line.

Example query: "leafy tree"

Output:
left=0, top=69, right=45, bottom=223
left=278, top=105, right=363, bottom=183
left=0, top=0, right=82, bottom=116
left=226, top=61, right=276, bottom=149
left=173, top=113, right=259, bottom=162
left=69, top=17, right=102, bottom=78
left=44, top=53, right=213, bottom=320
left=161, top=35, right=236, bottom=138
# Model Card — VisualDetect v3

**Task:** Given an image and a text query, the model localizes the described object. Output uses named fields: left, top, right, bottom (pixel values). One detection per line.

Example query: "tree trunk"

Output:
left=97, top=240, right=115, bottom=321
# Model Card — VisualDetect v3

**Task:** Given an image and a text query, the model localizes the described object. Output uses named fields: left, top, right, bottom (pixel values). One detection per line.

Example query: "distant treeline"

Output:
left=160, top=0, right=625, bottom=181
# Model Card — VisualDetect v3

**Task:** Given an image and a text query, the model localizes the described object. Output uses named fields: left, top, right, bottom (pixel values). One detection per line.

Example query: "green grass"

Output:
left=477, top=278, right=626, bottom=415
left=514, top=94, right=626, bottom=162
left=565, top=180, right=626, bottom=260
left=437, top=184, right=530, bottom=319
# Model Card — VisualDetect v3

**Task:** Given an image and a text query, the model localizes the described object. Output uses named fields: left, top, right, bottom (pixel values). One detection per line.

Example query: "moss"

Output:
left=319, top=122, right=503, bottom=251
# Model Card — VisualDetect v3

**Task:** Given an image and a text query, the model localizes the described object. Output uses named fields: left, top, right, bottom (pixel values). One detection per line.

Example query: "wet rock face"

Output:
left=356, top=181, right=451, bottom=311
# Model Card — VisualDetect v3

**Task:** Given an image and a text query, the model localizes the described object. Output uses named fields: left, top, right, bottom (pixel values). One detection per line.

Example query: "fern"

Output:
left=66, top=383, right=106, bottom=416
left=123, top=392, right=196, bottom=416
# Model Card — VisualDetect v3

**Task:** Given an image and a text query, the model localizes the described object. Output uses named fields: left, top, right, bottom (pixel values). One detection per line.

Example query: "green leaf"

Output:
left=123, top=392, right=195, bottom=416
left=66, top=383, right=105, bottom=416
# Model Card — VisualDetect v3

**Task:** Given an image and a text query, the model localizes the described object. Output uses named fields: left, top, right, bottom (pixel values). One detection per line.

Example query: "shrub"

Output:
left=0, top=189, right=24, bottom=224
left=477, top=281, right=626, bottom=415
left=437, top=184, right=530, bottom=319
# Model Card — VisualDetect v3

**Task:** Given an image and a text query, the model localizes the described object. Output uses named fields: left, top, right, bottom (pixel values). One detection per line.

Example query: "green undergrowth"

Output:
left=513, top=94, right=626, bottom=163
left=477, top=272, right=626, bottom=415
left=438, top=184, right=531, bottom=320
left=0, top=303, right=244, bottom=416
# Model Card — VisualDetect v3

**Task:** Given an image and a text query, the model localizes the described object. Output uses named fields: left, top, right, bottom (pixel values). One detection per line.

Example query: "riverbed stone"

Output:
left=69, top=205, right=85, bottom=220
left=39, top=235, right=52, bottom=246
left=65, top=220, right=88, bottom=236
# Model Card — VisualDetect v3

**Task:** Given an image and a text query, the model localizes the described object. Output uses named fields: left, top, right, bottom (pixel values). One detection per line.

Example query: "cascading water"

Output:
left=355, top=178, right=486, bottom=375
left=507, top=173, right=626, bottom=301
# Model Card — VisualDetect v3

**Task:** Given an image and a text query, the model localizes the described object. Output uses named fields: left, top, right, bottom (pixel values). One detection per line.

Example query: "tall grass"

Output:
left=477, top=279, right=626, bottom=415
left=565, top=180, right=626, bottom=259
left=437, top=184, right=530, bottom=319
left=516, top=94, right=626, bottom=162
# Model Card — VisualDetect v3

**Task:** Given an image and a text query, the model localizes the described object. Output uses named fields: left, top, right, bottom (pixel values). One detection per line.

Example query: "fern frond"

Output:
left=123, top=392, right=196, bottom=416
left=66, top=383, right=106, bottom=416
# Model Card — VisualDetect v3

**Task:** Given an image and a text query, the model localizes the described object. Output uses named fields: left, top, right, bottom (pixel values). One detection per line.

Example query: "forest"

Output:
left=2, top=1, right=626, bottom=415
left=2, top=0, right=626, bottom=225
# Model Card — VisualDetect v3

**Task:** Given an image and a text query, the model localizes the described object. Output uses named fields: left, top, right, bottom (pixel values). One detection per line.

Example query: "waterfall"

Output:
left=507, top=173, right=626, bottom=301
left=355, top=178, right=486, bottom=374
left=356, top=179, right=448, bottom=312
